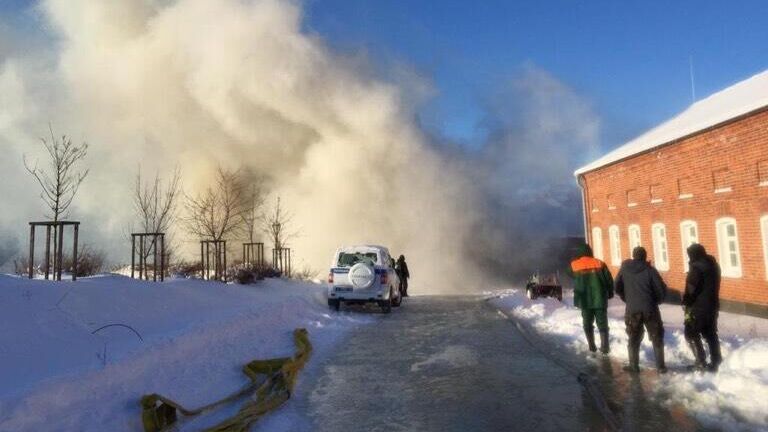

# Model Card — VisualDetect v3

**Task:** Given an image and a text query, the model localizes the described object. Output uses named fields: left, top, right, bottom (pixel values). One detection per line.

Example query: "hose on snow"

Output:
left=139, top=328, right=312, bottom=432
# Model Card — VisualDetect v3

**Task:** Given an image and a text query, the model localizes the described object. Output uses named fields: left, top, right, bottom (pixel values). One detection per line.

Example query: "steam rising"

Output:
left=0, top=0, right=600, bottom=291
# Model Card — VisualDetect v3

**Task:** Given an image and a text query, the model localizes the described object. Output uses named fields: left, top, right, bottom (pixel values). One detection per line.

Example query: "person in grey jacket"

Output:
left=614, top=246, right=668, bottom=373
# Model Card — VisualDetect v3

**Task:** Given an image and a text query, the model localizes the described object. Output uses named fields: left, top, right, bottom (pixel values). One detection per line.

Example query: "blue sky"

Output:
left=4, top=0, right=768, bottom=156
left=304, top=0, right=768, bottom=153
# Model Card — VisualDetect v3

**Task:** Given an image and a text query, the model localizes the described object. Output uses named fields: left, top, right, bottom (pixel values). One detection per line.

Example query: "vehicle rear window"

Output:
left=337, top=252, right=378, bottom=267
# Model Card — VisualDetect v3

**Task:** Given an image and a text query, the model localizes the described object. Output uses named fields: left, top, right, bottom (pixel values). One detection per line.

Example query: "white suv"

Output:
left=327, top=245, right=402, bottom=313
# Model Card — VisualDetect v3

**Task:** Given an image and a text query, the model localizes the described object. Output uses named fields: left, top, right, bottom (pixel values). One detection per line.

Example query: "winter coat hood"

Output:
left=687, top=243, right=707, bottom=262
left=575, top=244, right=594, bottom=259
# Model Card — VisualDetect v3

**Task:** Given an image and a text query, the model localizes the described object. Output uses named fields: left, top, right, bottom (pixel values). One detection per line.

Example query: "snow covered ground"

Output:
left=489, top=288, right=768, bottom=431
left=0, top=274, right=374, bottom=431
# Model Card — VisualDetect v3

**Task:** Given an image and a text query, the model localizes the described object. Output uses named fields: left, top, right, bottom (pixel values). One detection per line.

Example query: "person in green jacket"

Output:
left=569, top=243, right=614, bottom=354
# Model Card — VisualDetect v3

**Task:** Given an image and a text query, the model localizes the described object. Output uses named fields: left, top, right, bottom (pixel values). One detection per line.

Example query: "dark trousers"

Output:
left=684, top=313, right=721, bottom=364
left=625, top=310, right=664, bottom=348
left=581, top=308, right=608, bottom=332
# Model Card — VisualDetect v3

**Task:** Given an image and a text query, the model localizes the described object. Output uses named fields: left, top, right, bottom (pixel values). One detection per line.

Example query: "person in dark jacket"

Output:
left=614, top=247, right=668, bottom=373
left=683, top=243, right=722, bottom=371
left=396, top=255, right=410, bottom=297
left=569, top=244, right=614, bottom=354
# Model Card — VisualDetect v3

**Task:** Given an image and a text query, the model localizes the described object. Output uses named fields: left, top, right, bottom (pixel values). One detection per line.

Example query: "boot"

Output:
left=704, top=333, right=722, bottom=372
left=687, top=338, right=706, bottom=371
left=623, top=343, right=640, bottom=373
left=585, top=330, right=597, bottom=352
left=653, top=341, right=667, bottom=374
left=599, top=330, right=610, bottom=355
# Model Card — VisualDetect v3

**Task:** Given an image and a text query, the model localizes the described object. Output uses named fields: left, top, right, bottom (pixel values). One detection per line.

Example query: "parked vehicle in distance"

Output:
left=525, top=272, right=563, bottom=301
left=327, top=245, right=402, bottom=313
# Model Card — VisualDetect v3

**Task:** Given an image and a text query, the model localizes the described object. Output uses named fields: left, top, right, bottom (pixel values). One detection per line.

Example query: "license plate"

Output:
left=335, top=287, right=352, bottom=292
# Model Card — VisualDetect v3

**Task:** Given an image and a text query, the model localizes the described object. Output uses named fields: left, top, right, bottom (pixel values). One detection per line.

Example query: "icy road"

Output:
left=276, top=296, right=710, bottom=432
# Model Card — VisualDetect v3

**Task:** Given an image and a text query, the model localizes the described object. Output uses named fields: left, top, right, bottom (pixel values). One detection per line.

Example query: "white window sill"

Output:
left=714, top=187, right=732, bottom=194
left=592, top=209, right=599, bottom=213
left=608, top=206, right=616, bottom=211
left=627, top=202, right=638, bottom=208
left=759, top=181, right=768, bottom=187
left=650, top=198, right=663, bottom=204
left=678, top=193, right=693, bottom=199
left=722, top=272, right=742, bottom=279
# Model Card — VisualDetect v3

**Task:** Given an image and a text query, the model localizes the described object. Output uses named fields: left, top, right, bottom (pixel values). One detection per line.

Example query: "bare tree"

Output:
left=133, top=166, right=182, bottom=269
left=23, top=125, right=89, bottom=223
left=241, top=181, right=265, bottom=243
left=263, top=196, right=297, bottom=275
left=184, top=166, right=247, bottom=241
left=134, top=166, right=182, bottom=234
left=23, top=125, right=89, bottom=276
left=262, top=196, right=296, bottom=250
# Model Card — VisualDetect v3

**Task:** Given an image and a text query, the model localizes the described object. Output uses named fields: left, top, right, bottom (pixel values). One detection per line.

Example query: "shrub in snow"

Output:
left=234, top=268, right=255, bottom=284
left=230, top=264, right=283, bottom=284
left=63, top=245, right=105, bottom=277
left=169, top=261, right=203, bottom=279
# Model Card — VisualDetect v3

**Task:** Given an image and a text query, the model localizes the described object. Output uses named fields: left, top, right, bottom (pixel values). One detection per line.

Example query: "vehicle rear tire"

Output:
left=328, top=299, right=340, bottom=311
left=379, top=294, right=392, bottom=314
left=392, top=287, right=402, bottom=307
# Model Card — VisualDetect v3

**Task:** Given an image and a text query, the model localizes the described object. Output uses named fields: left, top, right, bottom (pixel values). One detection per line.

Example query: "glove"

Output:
left=683, top=307, right=694, bottom=325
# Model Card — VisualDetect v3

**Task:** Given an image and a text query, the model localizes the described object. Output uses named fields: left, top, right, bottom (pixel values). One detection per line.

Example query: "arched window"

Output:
left=680, top=220, right=699, bottom=272
left=716, top=217, right=742, bottom=278
left=628, top=224, right=642, bottom=251
left=651, top=223, right=669, bottom=271
left=609, top=225, right=621, bottom=266
left=762, top=215, right=768, bottom=280
left=591, top=227, right=604, bottom=260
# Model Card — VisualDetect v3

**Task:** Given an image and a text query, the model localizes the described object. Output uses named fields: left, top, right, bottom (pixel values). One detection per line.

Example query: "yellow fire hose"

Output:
left=140, top=328, right=312, bottom=432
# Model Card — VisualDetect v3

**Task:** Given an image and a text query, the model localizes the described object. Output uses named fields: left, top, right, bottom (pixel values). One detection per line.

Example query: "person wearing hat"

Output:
left=614, top=246, right=668, bottom=373
left=570, top=243, right=614, bottom=354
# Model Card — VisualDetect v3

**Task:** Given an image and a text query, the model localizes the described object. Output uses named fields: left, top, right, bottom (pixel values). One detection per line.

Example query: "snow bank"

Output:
left=0, top=274, right=372, bottom=431
left=489, top=289, right=768, bottom=431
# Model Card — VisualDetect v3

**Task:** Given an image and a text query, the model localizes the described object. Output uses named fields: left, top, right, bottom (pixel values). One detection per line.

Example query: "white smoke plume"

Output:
left=0, top=1, right=600, bottom=289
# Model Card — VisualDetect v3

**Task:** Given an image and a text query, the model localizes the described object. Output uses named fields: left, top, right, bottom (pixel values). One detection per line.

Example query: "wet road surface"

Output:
left=305, top=296, right=606, bottom=431
left=298, top=295, right=711, bottom=432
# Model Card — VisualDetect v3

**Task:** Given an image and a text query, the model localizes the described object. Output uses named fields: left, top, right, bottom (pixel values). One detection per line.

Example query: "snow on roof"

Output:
left=575, top=70, right=768, bottom=176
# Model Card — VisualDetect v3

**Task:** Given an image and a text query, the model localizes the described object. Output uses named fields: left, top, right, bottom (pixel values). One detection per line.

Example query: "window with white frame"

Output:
left=651, top=223, right=670, bottom=271
left=609, top=225, right=621, bottom=266
left=761, top=216, right=768, bottom=280
left=628, top=224, right=642, bottom=252
left=592, top=227, right=604, bottom=260
left=680, top=220, right=699, bottom=272
left=716, top=217, right=742, bottom=278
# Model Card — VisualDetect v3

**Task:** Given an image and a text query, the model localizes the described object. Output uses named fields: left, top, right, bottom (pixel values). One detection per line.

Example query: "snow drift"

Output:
left=0, top=274, right=372, bottom=430
left=490, top=289, right=768, bottom=431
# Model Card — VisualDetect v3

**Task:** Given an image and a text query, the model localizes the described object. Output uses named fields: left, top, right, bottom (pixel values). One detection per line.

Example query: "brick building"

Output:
left=575, top=71, right=768, bottom=315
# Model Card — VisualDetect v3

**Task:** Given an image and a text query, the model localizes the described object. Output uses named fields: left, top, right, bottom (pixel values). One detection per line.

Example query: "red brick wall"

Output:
left=581, top=108, right=768, bottom=306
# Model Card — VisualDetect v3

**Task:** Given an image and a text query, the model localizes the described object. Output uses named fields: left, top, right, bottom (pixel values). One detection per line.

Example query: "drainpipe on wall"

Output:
left=577, top=174, right=590, bottom=245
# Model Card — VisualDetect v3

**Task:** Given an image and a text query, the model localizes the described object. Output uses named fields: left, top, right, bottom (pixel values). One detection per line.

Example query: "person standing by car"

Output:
left=396, top=255, right=410, bottom=297
left=614, top=247, right=668, bottom=373
left=683, top=243, right=722, bottom=371
left=570, top=244, right=614, bottom=354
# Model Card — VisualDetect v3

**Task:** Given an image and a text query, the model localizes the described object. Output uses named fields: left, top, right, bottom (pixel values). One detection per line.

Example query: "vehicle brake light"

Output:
left=380, top=273, right=388, bottom=285
left=328, top=272, right=334, bottom=284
